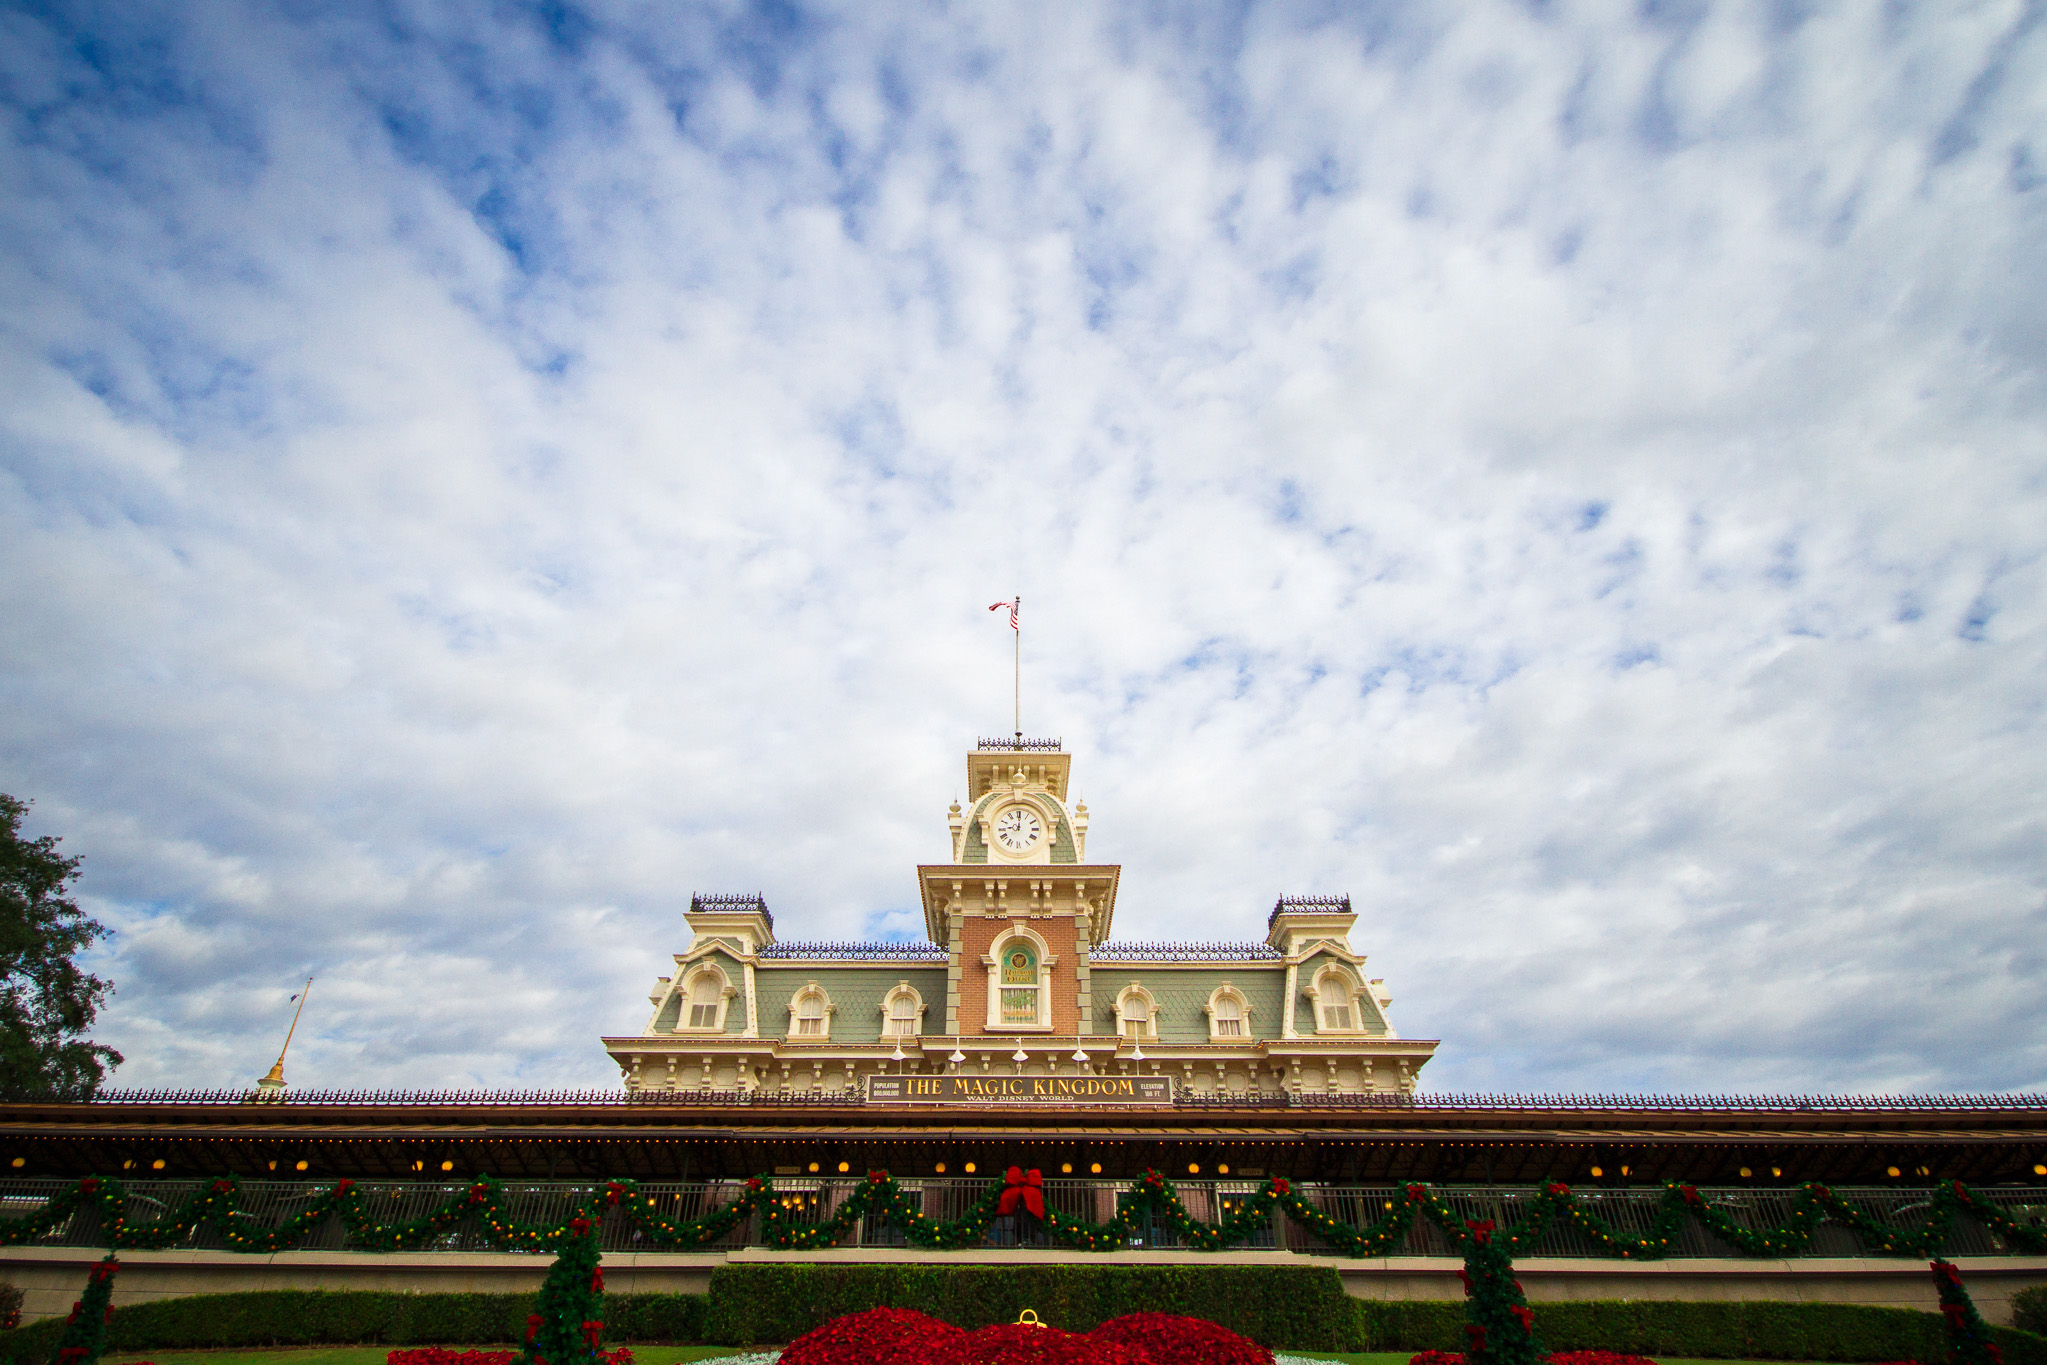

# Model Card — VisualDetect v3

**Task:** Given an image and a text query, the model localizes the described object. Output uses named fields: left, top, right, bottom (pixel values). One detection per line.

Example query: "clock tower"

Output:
left=920, top=740, right=1120, bottom=1037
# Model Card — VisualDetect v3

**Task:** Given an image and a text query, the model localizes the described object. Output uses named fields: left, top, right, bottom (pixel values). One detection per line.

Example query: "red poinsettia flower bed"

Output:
left=928, top=1322, right=1154, bottom=1365
left=781, top=1307, right=963, bottom=1365
left=1089, top=1312, right=1273, bottom=1365
left=781, top=1306, right=1270, bottom=1365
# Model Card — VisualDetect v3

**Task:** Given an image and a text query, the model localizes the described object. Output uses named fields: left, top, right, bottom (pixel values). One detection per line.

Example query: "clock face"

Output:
left=993, top=806, right=1044, bottom=852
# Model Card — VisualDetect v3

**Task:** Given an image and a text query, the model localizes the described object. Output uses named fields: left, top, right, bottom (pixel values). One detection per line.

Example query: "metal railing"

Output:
left=687, top=894, right=771, bottom=933
left=1269, top=895, right=1352, bottom=929
left=757, top=942, right=949, bottom=961
left=1090, top=942, right=1283, bottom=962
left=0, top=1179, right=2040, bottom=1257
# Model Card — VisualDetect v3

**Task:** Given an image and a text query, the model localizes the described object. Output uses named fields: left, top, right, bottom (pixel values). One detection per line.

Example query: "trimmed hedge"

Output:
left=2018, top=1285, right=2047, bottom=1337
left=1356, top=1298, right=2047, bottom=1364
left=701, top=1263, right=1359, bottom=1351
left=0, top=1290, right=707, bottom=1364
left=0, top=1276, right=2040, bottom=1362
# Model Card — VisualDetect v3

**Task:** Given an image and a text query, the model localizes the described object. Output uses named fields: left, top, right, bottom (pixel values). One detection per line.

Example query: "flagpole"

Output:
left=255, top=976, right=313, bottom=1097
left=1013, top=593, right=1021, bottom=741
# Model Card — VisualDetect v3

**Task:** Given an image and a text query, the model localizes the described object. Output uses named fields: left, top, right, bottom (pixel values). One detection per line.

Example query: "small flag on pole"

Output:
left=989, top=600, right=1018, bottom=630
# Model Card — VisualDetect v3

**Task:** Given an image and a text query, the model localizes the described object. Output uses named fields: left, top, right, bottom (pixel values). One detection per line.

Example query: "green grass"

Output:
left=103, top=1351, right=743, bottom=1365
left=1282, top=1358, right=1848, bottom=1365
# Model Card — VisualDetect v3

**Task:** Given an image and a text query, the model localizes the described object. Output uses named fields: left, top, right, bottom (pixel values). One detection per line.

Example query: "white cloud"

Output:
left=0, top=0, right=2042, bottom=1094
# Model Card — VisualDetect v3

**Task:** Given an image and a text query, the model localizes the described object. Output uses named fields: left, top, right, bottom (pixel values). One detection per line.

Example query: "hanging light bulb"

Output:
left=1130, top=1042, right=1145, bottom=1062
left=1071, top=1045, right=1089, bottom=1063
left=948, top=1045, right=966, bottom=1068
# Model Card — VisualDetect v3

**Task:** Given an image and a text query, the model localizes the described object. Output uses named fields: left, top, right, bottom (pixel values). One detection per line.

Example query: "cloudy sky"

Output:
left=2, top=0, right=2043, bottom=1096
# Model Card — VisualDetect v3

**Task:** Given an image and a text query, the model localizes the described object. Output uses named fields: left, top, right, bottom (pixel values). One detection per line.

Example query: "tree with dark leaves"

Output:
left=0, top=795, right=121, bottom=1099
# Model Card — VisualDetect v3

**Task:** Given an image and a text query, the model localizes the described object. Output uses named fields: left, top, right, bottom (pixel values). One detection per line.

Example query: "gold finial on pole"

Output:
left=253, top=977, right=313, bottom=1100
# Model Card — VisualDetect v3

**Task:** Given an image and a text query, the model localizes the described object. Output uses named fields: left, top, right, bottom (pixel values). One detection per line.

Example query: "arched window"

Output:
left=1312, top=968, right=1360, bottom=1033
left=688, top=975, right=723, bottom=1029
left=983, top=927, right=1054, bottom=1031
left=1213, top=994, right=1243, bottom=1037
left=1119, top=994, right=1150, bottom=1039
left=791, top=987, right=831, bottom=1039
left=675, top=966, right=730, bottom=1032
left=999, top=941, right=1039, bottom=1026
left=882, top=985, right=923, bottom=1038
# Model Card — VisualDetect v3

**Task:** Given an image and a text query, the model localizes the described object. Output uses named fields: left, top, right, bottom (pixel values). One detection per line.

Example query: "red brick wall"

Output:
left=956, top=914, right=1079, bottom=1035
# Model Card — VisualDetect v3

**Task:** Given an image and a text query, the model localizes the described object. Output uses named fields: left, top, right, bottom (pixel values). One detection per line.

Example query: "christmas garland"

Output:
left=47, top=1254, right=119, bottom=1365
left=2, top=1170, right=2041, bottom=1262
left=1931, top=1259, right=2005, bottom=1365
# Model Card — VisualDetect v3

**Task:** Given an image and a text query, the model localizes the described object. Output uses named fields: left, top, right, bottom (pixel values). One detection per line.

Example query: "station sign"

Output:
left=866, top=1074, right=1173, bottom=1104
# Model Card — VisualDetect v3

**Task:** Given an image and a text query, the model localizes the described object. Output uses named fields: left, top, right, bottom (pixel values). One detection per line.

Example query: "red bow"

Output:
left=997, top=1167, right=1046, bottom=1219
left=1466, top=1218, right=1495, bottom=1245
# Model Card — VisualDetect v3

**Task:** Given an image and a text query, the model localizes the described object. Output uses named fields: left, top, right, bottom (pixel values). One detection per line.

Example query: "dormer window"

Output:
left=1114, top=985, right=1156, bottom=1040
left=1205, top=985, right=1251, bottom=1042
left=674, top=965, right=732, bottom=1033
left=687, top=976, right=722, bottom=1029
left=790, top=986, right=832, bottom=1040
left=881, top=984, right=924, bottom=1038
left=1308, top=967, right=1373, bottom=1034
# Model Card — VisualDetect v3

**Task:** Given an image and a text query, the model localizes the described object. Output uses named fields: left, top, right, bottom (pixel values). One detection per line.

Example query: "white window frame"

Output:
left=673, top=964, right=735, bottom=1034
left=1204, top=984, right=1252, bottom=1042
left=787, top=983, right=835, bottom=1042
left=879, top=982, right=926, bottom=1039
left=1114, top=984, right=1157, bottom=1041
left=983, top=925, right=1055, bottom=1032
left=1306, top=966, right=1370, bottom=1035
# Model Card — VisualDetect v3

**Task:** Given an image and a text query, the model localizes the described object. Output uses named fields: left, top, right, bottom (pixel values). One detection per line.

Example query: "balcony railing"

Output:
left=0, top=1178, right=2039, bottom=1257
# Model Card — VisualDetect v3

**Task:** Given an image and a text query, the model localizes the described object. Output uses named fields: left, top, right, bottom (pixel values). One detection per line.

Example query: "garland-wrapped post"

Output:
left=522, top=1206, right=606, bottom=1365
left=1930, top=1260, right=2004, bottom=1365
left=47, top=1254, right=118, bottom=1365
left=1458, top=1217, right=1543, bottom=1365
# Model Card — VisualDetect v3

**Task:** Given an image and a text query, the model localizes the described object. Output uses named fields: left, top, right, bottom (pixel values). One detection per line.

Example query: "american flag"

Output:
left=989, top=600, right=1018, bottom=630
